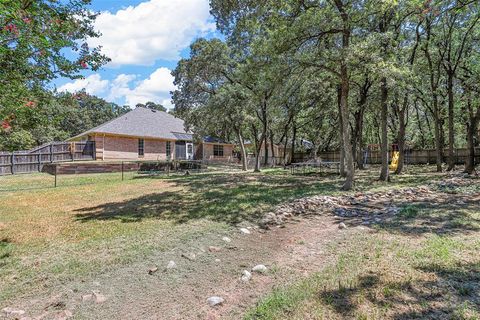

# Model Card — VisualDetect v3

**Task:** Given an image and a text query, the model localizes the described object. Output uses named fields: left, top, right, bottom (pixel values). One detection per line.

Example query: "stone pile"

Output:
left=259, top=185, right=439, bottom=228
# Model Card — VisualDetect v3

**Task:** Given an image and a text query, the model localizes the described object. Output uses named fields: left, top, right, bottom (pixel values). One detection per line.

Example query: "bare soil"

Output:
left=3, top=214, right=361, bottom=320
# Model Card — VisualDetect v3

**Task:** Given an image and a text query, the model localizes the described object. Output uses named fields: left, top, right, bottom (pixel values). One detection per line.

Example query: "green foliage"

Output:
left=0, top=129, right=35, bottom=151
left=0, top=0, right=110, bottom=146
left=0, top=90, right=129, bottom=151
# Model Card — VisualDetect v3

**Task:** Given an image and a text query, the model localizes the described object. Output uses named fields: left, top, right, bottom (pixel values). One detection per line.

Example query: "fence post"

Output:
left=50, top=143, right=53, bottom=163
left=54, top=164, right=58, bottom=188
left=10, top=152, right=14, bottom=174
left=38, top=153, right=41, bottom=172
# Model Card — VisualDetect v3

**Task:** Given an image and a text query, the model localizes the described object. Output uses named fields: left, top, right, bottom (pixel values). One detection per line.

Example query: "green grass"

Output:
left=245, top=178, right=480, bottom=320
left=0, top=166, right=346, bottom=302
left=1, top=164, right=475, bottom=318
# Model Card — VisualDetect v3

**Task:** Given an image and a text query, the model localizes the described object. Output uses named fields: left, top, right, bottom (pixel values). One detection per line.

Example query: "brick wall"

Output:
left=202, top=143, right=235, bottom=161
left=91, top=134, right=173, bottom=160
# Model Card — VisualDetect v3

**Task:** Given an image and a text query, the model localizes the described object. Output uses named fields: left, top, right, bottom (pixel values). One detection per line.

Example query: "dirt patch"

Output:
left=2, top=214, right=362, bottom=320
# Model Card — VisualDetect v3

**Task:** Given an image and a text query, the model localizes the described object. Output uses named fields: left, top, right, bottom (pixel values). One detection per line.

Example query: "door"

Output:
left=186, top=143, right=194, bottom=160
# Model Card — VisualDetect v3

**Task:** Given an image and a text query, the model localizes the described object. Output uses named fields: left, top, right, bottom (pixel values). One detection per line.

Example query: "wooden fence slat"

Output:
left=0, top=141, right=95, bottom=176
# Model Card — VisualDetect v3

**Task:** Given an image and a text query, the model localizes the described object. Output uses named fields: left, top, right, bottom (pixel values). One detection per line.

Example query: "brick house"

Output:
left=69, top=107, right=234, bottom=161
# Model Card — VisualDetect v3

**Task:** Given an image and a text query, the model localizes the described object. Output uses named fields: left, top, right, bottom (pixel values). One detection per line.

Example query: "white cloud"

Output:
left=58, top=74, right=109, bottom=95
left=89, top=0, right=215, bottom=66
left=126, top=67, right=176, bottom=104
left=58, top=68, right=177, bottom=109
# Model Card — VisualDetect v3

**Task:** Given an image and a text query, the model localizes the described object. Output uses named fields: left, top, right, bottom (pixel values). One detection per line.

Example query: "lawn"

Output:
left=1, top=166, right=344, bottom=303
left=246, top=173, right=480, bottom=320
left=1, top=165, right=478, bottom=319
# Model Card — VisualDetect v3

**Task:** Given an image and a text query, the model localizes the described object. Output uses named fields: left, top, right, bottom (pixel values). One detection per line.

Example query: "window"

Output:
left=213, top=144, right=224, bottom=157
left=138, top=138, right=144, bottom=156
left=166, top=141, right=171, bottom=159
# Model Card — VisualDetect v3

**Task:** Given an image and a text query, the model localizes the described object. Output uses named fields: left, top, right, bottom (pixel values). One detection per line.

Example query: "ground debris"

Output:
left=207, top=296, right=224, bottom=307
left=148, top=267, right=158, bottom=275
left=2, top=307, right=25, bottom=317
left=241, top=270, right=252, bottom=282
left=259, top=181, right=457, bottom=228
left=252, top=264, right=268, bottom=273
left=239, top=228, right=251, bottom=234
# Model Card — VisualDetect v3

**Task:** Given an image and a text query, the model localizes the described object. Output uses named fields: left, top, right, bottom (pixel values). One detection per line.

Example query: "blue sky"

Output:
left=55, top=0, right=219, bottom=109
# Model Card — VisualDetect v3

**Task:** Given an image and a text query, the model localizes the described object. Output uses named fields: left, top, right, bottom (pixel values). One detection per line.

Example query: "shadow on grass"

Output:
left=332, top=194, right=480, bottom=236
left=0, top=238, right=13, bottom=267
left=74, top=172, right=340, bottom=225
left=319, top=262, right=480, bottom=319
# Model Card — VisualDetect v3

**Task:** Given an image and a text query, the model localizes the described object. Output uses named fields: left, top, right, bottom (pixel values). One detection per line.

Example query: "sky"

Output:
left=55, top=0, right=218, bottom=110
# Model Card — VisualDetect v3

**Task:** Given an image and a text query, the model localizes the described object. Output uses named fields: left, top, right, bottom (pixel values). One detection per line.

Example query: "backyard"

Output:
left=1, top=166, right=479, bottom=319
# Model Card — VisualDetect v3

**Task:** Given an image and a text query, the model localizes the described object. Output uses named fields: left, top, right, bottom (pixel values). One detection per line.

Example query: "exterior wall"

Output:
left=144, top=138, right=169, bottom=160
left=91, top=134, right=174, bottom=160
left=202, top=143, right=235, bottom=161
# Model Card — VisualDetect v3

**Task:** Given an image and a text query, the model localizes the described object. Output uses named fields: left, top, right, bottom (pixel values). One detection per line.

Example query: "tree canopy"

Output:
left=173, top=0, right=480, bottom=189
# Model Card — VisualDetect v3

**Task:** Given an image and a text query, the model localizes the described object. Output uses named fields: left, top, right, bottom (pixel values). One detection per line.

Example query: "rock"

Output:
left=148, top=267, right=158, bottom=275
left=207, top=296, right=224, bottom=307
left=222, top=236, right=231, bottom=243
left=92, top=291, right=106, bottom=304
left=239, top=228, right=251, bottom=234
left=2, top=307, right=25, bottom=317
left=208, top=246, right=222, bottom=252
left=167, top=260, right=176, bottom=269
left=215, top=259, right=221, bottom=263
left=82, top=294, right=93, bottom=302
left=241, top=270, right=252, bottom=282
left=338, top=222, right=347, bottom=229
left=53, top=310, right=73, bottom=320
left=252, top=264, right=268, bottom=273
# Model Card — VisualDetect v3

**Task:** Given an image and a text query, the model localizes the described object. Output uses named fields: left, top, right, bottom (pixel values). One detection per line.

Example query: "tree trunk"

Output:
left=432, top=95, right=443, bottom=172
left=352, top=111, right=365, bottom=170
left=337, top=85, right=346, bottom=177
left=236, top=130, right=248, bottom=171
left=254, top=101, right=268, bottom=172
left=465, top=99, right=480, bottom=174
left=254, top=135, right=263, bottom=172
left=270, top=132, right=275, bottom=166
left=331, top=1, right=355, bottom=190
left=339, top=66, right=354, bottom=190
left=446, top=72, right=455, bottom=171
left=254, top=150, right=262, bottom=172
left=283, top=131, right=289, bottom=168
left=379, top=77, right=390, bottom=181
left=465, top=119, right=477, bottom=174
left=263, top=134, right=269, bottom=166
left=395, top=99, right=406, bottom=174
left=290, top=123, right=296, bottom=164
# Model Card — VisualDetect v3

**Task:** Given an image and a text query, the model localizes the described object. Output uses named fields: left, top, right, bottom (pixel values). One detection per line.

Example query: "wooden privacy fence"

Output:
left=318, top=147, right=480, bottom=165
left=0, top=141, right=96, bottom=175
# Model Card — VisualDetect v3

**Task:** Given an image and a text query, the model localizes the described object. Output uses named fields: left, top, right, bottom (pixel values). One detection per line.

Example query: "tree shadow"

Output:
left=319, top=262, right=480, bottom=319
left=0, top=238, right=13, bottom=267
left=74, top=173, right=340, bottom=225
left=332, top=193, right=480, bottom=236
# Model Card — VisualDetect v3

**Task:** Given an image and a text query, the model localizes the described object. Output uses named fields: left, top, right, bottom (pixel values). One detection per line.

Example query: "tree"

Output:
left=0, top=0, right=109, bottom=140
left=172, top=38, right=250, bottom=170
left=136, top=102, right=167, bottom=112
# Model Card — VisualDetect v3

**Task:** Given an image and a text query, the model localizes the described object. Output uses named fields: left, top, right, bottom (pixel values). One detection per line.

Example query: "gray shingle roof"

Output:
left=73, top=107, right=193, bottom=141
